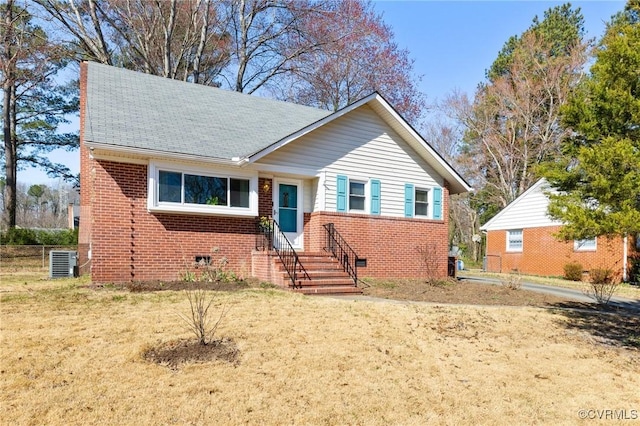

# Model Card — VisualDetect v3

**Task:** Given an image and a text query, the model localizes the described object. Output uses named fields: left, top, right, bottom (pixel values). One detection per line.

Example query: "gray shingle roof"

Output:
left=84, top=62, right=331, bottom=160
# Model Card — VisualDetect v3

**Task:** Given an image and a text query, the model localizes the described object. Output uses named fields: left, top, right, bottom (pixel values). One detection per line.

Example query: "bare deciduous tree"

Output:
left=277, top=0, right=426, bottom=124
left=446, top=32, right=588, bottom=210
left=35, top=0, right=231, bottom=85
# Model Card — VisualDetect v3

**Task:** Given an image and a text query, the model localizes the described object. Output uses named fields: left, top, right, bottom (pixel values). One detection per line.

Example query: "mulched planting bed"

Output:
left=361, top=278, right=574, bottom=307
left=143, top=338, right=240, bottom=369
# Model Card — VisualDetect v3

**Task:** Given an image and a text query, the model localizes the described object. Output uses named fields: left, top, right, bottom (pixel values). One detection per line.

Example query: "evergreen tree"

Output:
left=543, top=1, right=640, bottom=240
left=1, top=1, right=78, bottom=228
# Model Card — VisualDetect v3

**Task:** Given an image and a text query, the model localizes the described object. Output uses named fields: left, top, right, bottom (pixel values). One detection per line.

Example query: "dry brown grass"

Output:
left=1, top=275, right=639, bottom=425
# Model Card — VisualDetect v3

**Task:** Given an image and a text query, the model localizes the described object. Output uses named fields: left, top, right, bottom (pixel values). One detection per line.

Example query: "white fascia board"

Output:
left=85, top=141, right=239, bottom=167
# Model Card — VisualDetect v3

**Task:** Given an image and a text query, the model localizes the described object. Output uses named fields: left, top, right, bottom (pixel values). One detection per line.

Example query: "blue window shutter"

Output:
left=433, top=187, right=443, bottom=220
left=370, top=179, right=381, bottom=215
left=404, top=183, right=414, bottom=217
left=336, top=175, right=347, bottom=212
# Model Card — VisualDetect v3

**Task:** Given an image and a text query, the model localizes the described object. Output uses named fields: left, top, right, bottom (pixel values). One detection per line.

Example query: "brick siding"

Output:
left=485, top=226, right=634, bottom=281
left=84, top=160, right=451, bottom=282
left=78, top=62, right=91, bottom=274
left=87, top=160, right=257, bottom=283
left=306, top=211, right=449, bottom=279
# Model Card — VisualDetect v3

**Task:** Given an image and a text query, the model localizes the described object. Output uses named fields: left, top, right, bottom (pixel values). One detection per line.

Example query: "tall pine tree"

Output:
left=543, top=1, right=640, bottom=240
left=1, top=1, right=78, bottom=228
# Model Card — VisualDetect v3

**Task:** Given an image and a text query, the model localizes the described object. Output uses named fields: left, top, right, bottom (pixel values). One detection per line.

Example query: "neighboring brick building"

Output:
left=79, top=62, right=471, bottom=292
left=481, top=179, right=638, bottom=282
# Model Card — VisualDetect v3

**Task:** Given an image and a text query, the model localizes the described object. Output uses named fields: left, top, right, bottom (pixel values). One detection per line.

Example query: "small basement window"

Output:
left=195, top=255, right=211, bottom=265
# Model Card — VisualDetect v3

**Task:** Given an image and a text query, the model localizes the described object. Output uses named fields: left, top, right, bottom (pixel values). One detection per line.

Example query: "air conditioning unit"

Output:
left=49, top=251, right=78, bottom=279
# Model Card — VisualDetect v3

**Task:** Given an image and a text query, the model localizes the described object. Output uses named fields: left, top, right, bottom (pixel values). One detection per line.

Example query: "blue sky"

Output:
left=373, top=0, right=625, bottom=101
left=27, top=0, right=626, bottom=187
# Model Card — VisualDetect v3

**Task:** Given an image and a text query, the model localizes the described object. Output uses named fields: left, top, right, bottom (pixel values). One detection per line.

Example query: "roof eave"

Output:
left=85, top=141, right=240, bottom=166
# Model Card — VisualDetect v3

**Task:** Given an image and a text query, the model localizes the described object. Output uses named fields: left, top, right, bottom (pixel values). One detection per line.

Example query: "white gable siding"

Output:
left=481, top=180, right=562, bottom=231
left=304, top=179, right=317, bottom=213
left=256, top=105, right=442, bottom=217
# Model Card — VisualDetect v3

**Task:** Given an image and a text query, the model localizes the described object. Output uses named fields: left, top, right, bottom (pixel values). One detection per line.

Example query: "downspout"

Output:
left=623, top=234, right=628, bottom=282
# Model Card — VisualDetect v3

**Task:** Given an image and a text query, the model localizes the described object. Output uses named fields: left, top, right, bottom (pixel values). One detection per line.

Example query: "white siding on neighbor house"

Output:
left=481, top=179, right=561, bottom=231
left=256, top=105, right=442, bottom=218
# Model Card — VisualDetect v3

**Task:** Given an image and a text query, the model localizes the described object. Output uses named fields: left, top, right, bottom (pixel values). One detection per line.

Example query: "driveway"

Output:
left=458, top=274, right=640, bottom=312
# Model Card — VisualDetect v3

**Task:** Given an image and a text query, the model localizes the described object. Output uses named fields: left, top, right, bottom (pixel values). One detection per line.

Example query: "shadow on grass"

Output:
left=548, top=300, right=640, bottom=349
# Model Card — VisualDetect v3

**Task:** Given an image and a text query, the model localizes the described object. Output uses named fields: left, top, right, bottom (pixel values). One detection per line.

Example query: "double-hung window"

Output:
left=414, top=188, right=429, bottom=217
left=506, top=229, right=523, bottom=252
left=574, top=237, right=596, bottom=251
left=349, top=181, right=366, bottom=212
left=336, top=175, right=381, bottom=215
left=404, top=183, right=442, bottom=219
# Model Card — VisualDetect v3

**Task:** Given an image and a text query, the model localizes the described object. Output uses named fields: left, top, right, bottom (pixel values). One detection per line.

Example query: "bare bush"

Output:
left=178, top=287, right=230, bottom=345
left=179, top=247, right=238, bottom=283
left=416, top=242, right=441, bottom=284
left=583, top=267, right=619, bottom=305
left=501, top=274, right=522, bottom=290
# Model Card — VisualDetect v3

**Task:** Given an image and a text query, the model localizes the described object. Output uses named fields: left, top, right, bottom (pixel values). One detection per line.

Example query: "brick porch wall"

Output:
left=306, top=212, right=449, bottom=279
left=89, top=160, right=257, bottom=283
left=251, top=251, right=285, bottom=286
left=485, top=226, right=631, bottom=281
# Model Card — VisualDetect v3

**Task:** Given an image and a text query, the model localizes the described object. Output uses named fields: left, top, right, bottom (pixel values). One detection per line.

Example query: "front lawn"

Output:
left=1, top=272, right=638, bottom=424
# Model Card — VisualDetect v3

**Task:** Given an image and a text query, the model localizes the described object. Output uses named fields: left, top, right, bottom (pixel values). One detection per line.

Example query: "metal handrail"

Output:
left=323, top=223, right=358, bottom=285
left=256, top=218, right=310, bottom=288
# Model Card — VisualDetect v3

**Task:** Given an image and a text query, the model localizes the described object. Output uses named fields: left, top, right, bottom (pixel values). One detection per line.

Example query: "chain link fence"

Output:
left=1, top=245, right=80, bottom=271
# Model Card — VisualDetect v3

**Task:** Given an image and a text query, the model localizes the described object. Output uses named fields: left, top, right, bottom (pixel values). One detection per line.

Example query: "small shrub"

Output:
left=584, top=267, right=619, bottom=305
left=178, top=287, right=230, bottom=345
left=500, top=274, right=522, bottom=290
left=416, top=242, right=441, bottom=284
left=180, top=270, right=196, bottom=282
left=563, top=262, right=583, bottom=281
left=179, top=247, right=238, bottom=283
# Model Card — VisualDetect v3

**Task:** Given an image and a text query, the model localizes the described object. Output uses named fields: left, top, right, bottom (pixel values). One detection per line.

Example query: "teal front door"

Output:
left=273, top=179, right=303, bottom=249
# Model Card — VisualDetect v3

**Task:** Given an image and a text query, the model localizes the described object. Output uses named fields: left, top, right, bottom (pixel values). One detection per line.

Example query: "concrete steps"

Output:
left=277, top=252, right=362, bottom=296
